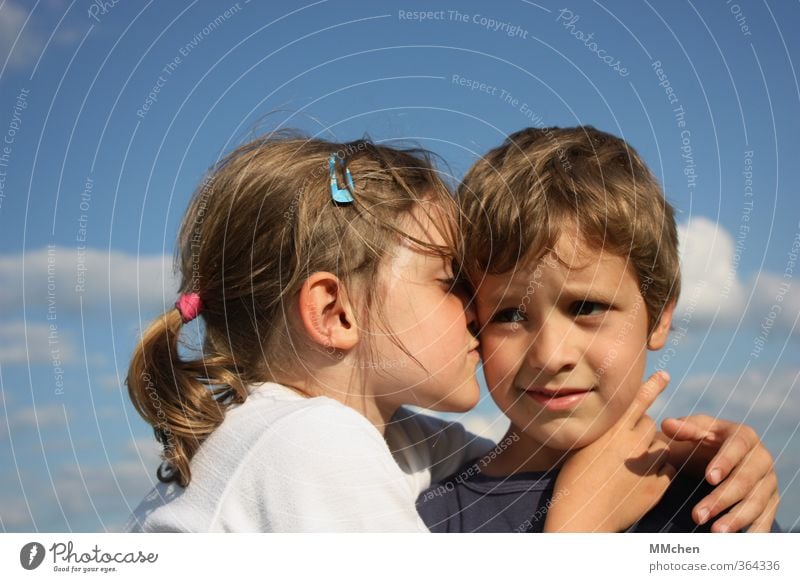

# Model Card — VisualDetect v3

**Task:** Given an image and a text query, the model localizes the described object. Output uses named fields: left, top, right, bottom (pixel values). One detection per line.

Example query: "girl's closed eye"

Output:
left=438, top=276, right=471, bottom=296
left=437, top=276, right=457, bottom=292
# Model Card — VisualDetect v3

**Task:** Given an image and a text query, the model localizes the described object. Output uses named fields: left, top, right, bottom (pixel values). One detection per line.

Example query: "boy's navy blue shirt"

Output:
left=417, top=460, right=781, bottom=533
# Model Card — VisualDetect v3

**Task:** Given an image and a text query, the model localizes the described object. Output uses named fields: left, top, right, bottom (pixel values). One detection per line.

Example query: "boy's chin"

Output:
left=517, top=423, right=605, bottom=452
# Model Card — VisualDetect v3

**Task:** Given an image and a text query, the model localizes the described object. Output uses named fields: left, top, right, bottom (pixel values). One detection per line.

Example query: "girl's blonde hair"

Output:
left=127, top=132, right=457, bottom=486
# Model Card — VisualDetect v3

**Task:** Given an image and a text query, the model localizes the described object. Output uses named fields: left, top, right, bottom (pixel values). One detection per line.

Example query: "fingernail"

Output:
left=709, top=469, right=721, bottom=484
left=697, top=507, right=709, bottom=524
left=717, top=524, right=729, bottom=533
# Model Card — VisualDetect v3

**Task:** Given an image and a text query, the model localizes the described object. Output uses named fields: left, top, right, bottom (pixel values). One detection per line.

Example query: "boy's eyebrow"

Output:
left=557, top=280, right=620, bottom=303
left=478, top=278, right=621, bottom=304
left=476, top=278, right=529, bottom=304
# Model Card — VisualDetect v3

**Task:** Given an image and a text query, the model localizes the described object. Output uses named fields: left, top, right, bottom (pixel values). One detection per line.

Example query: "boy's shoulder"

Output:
left=627, top=472, right=714, bottom=533
left=386, top=408, right=495, bottom=489
left=416, top=460, right=559, bottom=533
left=416, top=464, right=757, bottom=533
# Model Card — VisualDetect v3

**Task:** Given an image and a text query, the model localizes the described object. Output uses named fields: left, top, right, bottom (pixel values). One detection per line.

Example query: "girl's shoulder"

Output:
left=206, top=384, right=423, bottom=531
left=218, top=382, right=391, bottom=459
left=386, top=408, right=496, bottom=492
left=127, top=382, right=410, bottom=532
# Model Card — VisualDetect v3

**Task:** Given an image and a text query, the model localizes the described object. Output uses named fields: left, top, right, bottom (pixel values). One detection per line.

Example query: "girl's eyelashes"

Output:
left=438, top=276, right=472, bottom=296
left=437, top=277, right=458, bottom=293
left=569, top=300, right=609, bottom=317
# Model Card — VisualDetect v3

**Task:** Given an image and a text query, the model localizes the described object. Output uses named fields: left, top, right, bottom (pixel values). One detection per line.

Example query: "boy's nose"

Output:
left=525, top=318, right=578, bottom=375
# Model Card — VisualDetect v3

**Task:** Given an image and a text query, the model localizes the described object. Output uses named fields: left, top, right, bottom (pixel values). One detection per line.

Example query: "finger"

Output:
left=667, top=414, right=727, bottom=435
left=658, top=462, right=678, bottom=481
left=622, top=370, right=670, bottom=428
left=661, top=418, right=718, bottom=444
left=708, top=477, right=778, bottom=533
left=644, top=461, right=675, bottom=512
left=694, top=465, right=776, bottom=526
left=745, top=492, right=781, bottom=533
left=705, top=428, right=763, bottom=485
left=634, top=415, right=657, bottom=444
left=629, top=441, right=671, bottom=476
left=646, top=443, right=671, bottom=473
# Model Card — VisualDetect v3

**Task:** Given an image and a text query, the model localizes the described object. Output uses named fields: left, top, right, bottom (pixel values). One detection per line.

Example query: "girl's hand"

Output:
left=544, top=371, right=675, bottom=532
left=661, top=415, right=780, bottom=532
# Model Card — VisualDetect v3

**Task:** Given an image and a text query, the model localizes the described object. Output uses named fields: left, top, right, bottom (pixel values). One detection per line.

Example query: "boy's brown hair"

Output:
left=458, top=126, right=680, bottom=333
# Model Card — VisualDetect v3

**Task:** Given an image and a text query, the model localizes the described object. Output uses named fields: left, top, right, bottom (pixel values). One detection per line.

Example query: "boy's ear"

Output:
left=648, top=299, right=676, bottom=350
left=298, top=272, right=359, bottom=352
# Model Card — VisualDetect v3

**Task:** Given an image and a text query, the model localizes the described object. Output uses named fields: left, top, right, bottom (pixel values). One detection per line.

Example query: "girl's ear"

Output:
left=647, top=299, right=676, bottom=350
left=298, top=272, right=359, bottom=352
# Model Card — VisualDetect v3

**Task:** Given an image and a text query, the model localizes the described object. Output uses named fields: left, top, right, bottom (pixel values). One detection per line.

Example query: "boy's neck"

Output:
left=480, top=425, right=574, bottom=477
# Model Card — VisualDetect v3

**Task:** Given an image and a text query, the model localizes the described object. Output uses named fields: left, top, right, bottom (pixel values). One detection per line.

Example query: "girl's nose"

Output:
left=452, top=278, right=479, bottom=337
left=465, top=298, right=478, bottom=333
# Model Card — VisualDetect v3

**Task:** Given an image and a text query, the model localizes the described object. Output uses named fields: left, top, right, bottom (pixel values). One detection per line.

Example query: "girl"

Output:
left=126, top=133, right=489, bottom=531
left=125, top=132, right=777, bottom=532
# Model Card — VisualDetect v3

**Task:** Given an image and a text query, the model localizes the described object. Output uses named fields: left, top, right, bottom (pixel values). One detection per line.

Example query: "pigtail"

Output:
left=126, top=307, right=247, bottom=487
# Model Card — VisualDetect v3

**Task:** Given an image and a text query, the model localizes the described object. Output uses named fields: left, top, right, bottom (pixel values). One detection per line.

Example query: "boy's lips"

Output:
left=522, top=386, right=594, bottom=411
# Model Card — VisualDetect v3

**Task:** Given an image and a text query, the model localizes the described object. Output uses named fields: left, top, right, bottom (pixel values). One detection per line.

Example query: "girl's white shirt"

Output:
left=126, top=382, right=493, bottom=532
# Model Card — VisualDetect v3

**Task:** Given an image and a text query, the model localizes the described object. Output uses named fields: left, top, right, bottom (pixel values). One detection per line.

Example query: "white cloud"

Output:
left=42, top=438, right=162, bottom=530
left=11, top=402, right=68, bottom=429
left=653, top=367, right=800, bottom=468
left=0, top=1, right=86, bottom=72
left=659, top=368, right=800, bottom=423
left=0, top=247, right=178, bottom=318
left=0, top=321, right=75, bottom=365
left=676, top=217, right=746, bottom=324
left=98, top=374, right=123, bottom=392
left=0, top=433, right=162, bottom=531
left=407, top=405, right=510, bottom=444
left=749, top=272, right=800, bottom=333
left=0, top=503, right=34, bottom=529
left=456, top=410, right=510, bottom=443
left=0, top=403, right=67, bottom=434
left=676, top=218, right=798, bottom=335
left=0, top=402, right=68, bottom=441
left=0, top=1, right=42, bottom=71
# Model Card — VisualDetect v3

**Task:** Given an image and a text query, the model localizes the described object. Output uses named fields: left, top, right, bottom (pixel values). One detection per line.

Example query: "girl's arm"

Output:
left=659, top=415, right=780, bottom=532
left=544, top=374, right=780, bottom=533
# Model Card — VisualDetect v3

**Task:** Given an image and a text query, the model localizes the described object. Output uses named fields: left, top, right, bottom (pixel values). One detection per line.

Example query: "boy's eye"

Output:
left=491, top=308, right=527, bottom=324
left=570, top=300, right=607, bottom=317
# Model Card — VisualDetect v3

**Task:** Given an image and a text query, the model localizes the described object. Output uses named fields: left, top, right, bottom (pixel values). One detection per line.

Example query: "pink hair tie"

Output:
left=175, top=292, right=202, bottom=323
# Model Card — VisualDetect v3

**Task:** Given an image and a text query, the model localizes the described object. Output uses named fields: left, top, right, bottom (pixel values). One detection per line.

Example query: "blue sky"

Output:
left=0, top=0, right=798, bottom=531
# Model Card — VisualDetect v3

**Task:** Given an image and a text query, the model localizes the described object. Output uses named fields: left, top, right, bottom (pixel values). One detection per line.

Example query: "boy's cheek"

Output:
left=598, top=385, right=641, bottom=423
left=480, top=349, right=518, bottom=390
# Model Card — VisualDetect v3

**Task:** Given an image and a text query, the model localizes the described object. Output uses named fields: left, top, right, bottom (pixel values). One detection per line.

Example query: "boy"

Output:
left=417, top=126, right=779, bottom=532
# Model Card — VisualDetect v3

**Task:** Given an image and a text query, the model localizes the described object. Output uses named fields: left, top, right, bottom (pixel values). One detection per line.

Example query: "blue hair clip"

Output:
left=329, top=154, right=355, bottom=204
